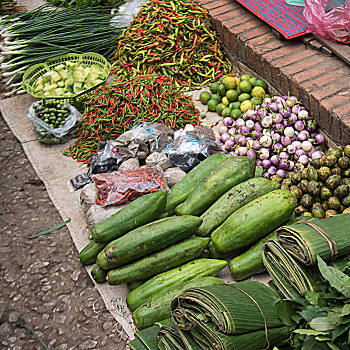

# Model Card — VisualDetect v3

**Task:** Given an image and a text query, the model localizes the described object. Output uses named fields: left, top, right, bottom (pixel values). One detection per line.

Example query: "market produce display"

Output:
left=64, top=75, right=201, bottom=163
left=0, top=5, right=124, bottom=96
left=111, top=0, right=232, bottom=88
left=5, top=0, right=350, bottom=346
left=282, top=146, right=350, bottom=217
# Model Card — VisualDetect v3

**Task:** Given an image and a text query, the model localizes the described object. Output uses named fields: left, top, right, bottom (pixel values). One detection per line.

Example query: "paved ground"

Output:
left=0, top=112, right=127, bottom=349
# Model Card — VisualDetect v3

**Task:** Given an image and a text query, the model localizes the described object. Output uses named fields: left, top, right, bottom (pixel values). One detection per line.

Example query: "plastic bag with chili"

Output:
left=93, top=167, right=167, bottom=207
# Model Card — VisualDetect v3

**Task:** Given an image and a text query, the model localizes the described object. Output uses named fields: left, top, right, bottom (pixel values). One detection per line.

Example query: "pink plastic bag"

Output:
left=303, top=0, right=350, bottom=44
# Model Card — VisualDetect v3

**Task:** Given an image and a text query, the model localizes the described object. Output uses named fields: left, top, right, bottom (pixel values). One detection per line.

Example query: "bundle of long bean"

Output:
left=0, top=6, right=124, bottom=96
left=64, top=75, right=201, bottom=163
left=111, top=0, right=232, bottom=89
left=276, top=213, right=350, bottom=266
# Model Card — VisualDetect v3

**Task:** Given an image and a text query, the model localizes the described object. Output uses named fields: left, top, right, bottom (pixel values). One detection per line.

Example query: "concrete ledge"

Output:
left=197, top=0, right=350, bottom=145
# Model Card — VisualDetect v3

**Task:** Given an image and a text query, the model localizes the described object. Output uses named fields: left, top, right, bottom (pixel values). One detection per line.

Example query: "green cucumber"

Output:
left=126, top=258, right=227, bottom=311
left=128, top=281, right=145, bottom=291
left=91, top=265, right=107, bottom=283
left=107, top=237, right=209, bottom=285
left=229, top=231, right=277, bottom=281
left=175, top=156, right=255, bottom=216
left=78, top=240, right=107, bottom=265
left=228, top=216, right=313, bottom=281
left=91, top=189, right=167, bottom=242
left=164, top=154, right=231, bottom=215
left=97, top=215, right=202, bottom=270
left=210, top=189, right=297, bottom=254
left=132, top=276, right=225, bottom=330
left=197, top=178, right=280, bottom=237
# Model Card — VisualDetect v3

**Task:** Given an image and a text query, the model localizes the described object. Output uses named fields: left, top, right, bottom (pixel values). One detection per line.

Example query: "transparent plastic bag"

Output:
left=26, top=101, right=82, bottom=145
left=303, top=0, right=350, bottom=44
left=110, top=0, right=145, bottom=28
left=115, top=122, right=174, bottom=159
left=87, top=140, right=125, bottom=175
left=93, top=167, right=167, bottom=207
left=162, top=129, right=222, bottom=172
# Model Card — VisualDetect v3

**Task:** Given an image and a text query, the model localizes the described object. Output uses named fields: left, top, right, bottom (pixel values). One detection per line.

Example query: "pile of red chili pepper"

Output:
left=64, top=74, right=201, bottom=163
left=111, top=0, right=232, bottom=89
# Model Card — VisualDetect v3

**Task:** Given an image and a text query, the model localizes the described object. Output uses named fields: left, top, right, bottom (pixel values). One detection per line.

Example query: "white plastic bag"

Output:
left=110, top=0, right=145, bottom=28
left=26, top=101, right=82, bottom=145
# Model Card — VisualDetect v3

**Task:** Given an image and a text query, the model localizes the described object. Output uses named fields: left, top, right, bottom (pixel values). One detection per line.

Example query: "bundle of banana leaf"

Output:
left=262, top=240, right=318, bottom=303
left=276, top=213, right=350, bottom=266
left=164, top=282, right=288, bottom=350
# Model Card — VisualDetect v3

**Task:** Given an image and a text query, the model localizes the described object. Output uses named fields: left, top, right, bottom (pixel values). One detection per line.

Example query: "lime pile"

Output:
left=199, top=74, right=269, bottom=119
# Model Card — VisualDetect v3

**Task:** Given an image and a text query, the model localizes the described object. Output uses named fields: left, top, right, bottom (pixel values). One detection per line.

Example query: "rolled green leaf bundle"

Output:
left=158, top=323, right=289, bottom=350
left=262, top=240, right=317, bottom=302
left=129, top=321, right=169, bottom=350
left=276, top=213, right=350, bottom=266
left=165, top=282, right=287, bottom=349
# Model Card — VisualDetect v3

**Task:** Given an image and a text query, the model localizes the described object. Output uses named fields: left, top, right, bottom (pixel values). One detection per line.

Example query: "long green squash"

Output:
left=91, top=189, right=167, bottom=242
left=163, top=154, right=231, bottom=216
left=78, top=240, right=107, bottom=265
left=132, top=276, right=225, bottom=330
left=175, top=156, right=256, bottom=217
left=210, top=189, right=297, bottom=254
left=97, top=215, right=202, bottom=270
left=126, top=258, right=228, bottom=311
left=197, top=177, right=280, bottom=237
left=228, top=216, right=311, bottom=281
left=107, top=237, right=209, bottom=285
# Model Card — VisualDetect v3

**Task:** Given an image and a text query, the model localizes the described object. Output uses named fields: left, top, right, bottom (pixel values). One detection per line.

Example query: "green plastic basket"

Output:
left=22, top=52, right=111, bottom=112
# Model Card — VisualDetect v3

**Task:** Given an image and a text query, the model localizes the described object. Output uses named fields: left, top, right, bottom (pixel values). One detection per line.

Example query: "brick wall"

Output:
left=196, top=0, right=350, bottom=145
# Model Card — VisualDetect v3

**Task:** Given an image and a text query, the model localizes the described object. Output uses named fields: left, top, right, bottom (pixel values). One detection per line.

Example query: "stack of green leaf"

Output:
left=129, top=281, right=290, bottom=350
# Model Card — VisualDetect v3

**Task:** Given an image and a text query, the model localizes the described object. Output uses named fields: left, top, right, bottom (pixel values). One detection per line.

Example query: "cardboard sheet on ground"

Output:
left=0, top=92, right=270, bottom=341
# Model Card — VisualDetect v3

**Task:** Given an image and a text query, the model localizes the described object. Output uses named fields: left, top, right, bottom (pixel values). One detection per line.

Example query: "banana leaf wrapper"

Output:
left=171, top=282, right=283, bottom=335
left=158, top=318, right=288, bottom=350
left=276, top=213, right=350, bottom=266
left=262, top=240, right=320, bottom=303
left=129, top=320, right=170, bottom=350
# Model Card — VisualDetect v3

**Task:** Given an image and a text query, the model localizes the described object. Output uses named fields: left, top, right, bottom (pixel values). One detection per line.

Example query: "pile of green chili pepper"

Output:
left=111, top=0, right=232, bottom=89
left=64, top=75, right=201, bottom=163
